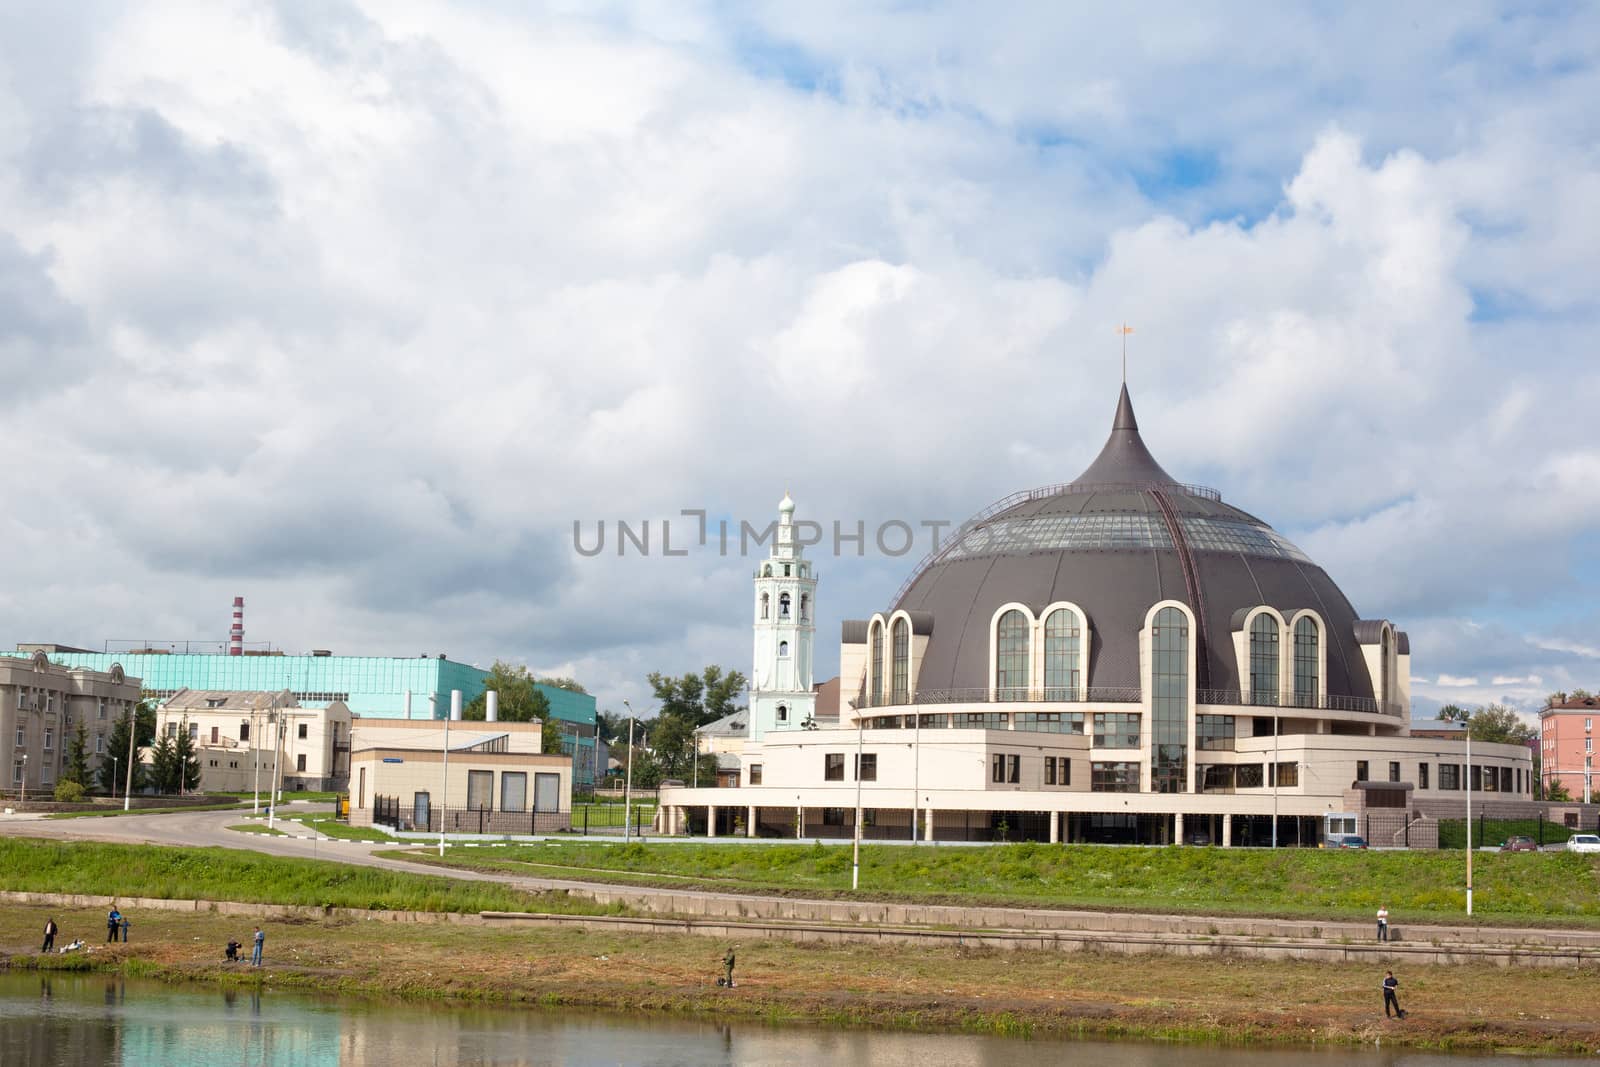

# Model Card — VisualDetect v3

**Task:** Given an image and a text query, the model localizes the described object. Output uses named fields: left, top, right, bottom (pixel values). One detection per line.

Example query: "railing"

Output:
left=372, top=795, right=571, bottom=834
left=860, top=687, right=1142, bottom=708
left=1194, top=689, right=1402, bottom=716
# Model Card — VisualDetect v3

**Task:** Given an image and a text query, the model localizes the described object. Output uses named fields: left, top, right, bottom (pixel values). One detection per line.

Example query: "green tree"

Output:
left=464, top=661, right=552, bottom=723
left=1544, top=777, right=1573, bottom=802
left=172, top=718, right=202, bottom=792
left=538, top=676, right=588, bottom=694
left=542, top=719, right=567, bottom=756
left=647, top=666, right=747, bottom=728
left=63, top=724, right=91, bottom=788
left=149, top=732, right=180, bottom=795
left=1436, top=704, right=1469, bottom=723
left=1466, top=704, right=1536, bottom=744
left=99, top=706, right=149, bottom=795
left=595, top=710, right=626, bottom=745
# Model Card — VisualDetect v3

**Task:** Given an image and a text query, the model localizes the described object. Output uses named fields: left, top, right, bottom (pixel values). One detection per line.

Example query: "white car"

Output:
left=1565, top=834, right=1600, bottom=854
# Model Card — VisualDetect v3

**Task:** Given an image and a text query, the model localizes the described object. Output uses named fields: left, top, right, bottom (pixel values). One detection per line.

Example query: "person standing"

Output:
left=42, top=917, right=57, bottom=954
left=1376, top=905, right=1389, bottom=942
left=721, top=946, right=736, bottom=988
left=251, top=927, right=264, bottom=967
left=106, top=907, right=122, bottom=944
left=1382, top=970, right=1404, bottom=1018
left=119, top=914, right=130, bottom=943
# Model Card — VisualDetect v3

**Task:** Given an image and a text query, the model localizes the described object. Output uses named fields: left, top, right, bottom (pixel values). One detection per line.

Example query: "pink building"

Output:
left=1540, top=694, right=1598, bottom=802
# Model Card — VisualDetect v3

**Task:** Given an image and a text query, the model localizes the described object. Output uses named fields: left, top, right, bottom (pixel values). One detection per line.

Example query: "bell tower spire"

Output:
left=750, top=492, right=816, bottom=741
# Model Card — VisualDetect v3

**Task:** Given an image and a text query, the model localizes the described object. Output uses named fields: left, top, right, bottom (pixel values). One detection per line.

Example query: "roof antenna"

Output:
left=1118, top=323, right=1134, bottom=384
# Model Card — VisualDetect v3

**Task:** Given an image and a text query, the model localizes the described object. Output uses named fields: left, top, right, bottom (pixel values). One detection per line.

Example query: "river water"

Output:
left=0, top=972, right=1590, bottom=1067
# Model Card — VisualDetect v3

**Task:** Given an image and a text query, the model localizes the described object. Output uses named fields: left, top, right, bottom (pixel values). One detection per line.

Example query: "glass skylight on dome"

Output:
left=934, top=512, right=1310, bottom=563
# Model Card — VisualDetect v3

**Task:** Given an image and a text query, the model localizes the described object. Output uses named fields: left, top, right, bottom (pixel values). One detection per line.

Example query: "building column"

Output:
left=747, top=806, right=757, bottom=838
left=707, top=805, right=718, bottom=838
left=1174, top=812, right=1185, bottom=846
left=1221, top=814, right=1232, bottom=848
left=923, top=808, right=935, bottom=842
left=1049, top=810, right=1059, bottom=844
left=796, top=804, right=804, bottom=840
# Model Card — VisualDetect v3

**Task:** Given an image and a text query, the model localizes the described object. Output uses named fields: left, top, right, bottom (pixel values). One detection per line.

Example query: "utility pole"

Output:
left=123, top=705, right=137, bottom=812
left=852, top=708, right=865, bottom=891
left=1466, top=717, right=1474, bottom=916
left=1272, top=714, right=1280, bottom=849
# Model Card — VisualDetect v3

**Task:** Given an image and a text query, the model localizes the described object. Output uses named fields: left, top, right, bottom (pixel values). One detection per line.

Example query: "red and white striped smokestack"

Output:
left=229, top=596, right=244, bottom=656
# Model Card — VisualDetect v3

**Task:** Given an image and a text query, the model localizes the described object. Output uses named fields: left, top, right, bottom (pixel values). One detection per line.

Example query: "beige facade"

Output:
left=347, top=718, right=571, bottom=834
left=2, top=651, right=142, bottom=795
left=155, top=690, right=353, bottom=793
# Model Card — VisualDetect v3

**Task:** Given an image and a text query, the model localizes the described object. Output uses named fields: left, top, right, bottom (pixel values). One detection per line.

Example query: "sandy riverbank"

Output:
left=4, top=904, right=1598, bottom=1054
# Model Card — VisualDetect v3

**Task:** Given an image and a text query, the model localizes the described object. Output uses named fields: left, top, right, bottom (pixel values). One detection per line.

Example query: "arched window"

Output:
left=762, top=564, right=772, bottom=577
left=777, top=703, right=789, bottom=723
left=799, top=594, right=809, bottom=622
left=760, top=592, right=769, bottom=620
left=1044, top=609, right=1081, bottom=700
left=995, top=609, right=1031, bottom=700
left=778, top=640, right=789, bottom=658
left=891, top=618, right=910, bottom=704
left=1293, top=617, right=1319, bottom=707
left=1152, top=606, right=1189, bottom=794
left=1249, top=615, right=1280, bottom=706
left=870, top=622, right=884, bottom=707
left=779, top=593, right=791, bottom=619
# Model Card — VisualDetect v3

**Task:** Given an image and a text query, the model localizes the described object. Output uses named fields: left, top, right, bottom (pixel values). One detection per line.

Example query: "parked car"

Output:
left=1565, top=834, right=1600, bottom=854
left=1323, top=834, right=1367, bottom=849
left=1500, top=836, right=1538, bottom=852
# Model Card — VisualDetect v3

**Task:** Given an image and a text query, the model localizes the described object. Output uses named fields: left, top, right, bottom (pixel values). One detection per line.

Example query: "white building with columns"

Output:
left=658, top=385, right=1532, bottom=846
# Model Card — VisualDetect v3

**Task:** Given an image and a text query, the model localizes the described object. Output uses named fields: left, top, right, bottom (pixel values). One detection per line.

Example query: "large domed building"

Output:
left=659, top=385, right=1533, bottom=847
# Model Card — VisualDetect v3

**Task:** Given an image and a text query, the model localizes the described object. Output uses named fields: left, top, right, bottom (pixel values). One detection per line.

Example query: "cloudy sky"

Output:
left=2, top=2, right=1597, bottom=721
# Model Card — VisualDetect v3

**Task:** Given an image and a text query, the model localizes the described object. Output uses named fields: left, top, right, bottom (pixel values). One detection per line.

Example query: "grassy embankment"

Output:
left=391, top=839, right=1600, bottom=927
left=0, top=838, right=617, bottom=916
left=4, top=902, right=1598, bottom=1053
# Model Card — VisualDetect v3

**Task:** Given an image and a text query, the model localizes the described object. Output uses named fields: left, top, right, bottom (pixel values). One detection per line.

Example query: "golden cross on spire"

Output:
left=1118, top=323, right=1135, bottom=383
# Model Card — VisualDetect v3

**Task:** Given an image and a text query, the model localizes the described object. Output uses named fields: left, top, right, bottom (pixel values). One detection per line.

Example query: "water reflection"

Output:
left=0, top=972, right=1593, bottom=1067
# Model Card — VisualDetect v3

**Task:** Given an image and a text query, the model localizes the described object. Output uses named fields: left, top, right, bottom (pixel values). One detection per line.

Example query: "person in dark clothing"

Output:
left=225, top=939, right=242, bottom=963
left=42, top=918, right=57, bottom=953
left=119, top=916, right=130, bottom=943
left=106, top=908, right=121, bottom=943
left=721, top=946, right=736, bottom=988
left=1382, top=970, right=1405, bottom=1018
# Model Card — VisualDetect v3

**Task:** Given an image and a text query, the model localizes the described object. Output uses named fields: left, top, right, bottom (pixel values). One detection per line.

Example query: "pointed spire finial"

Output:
left=1117, top=323, right=1134, bottom=384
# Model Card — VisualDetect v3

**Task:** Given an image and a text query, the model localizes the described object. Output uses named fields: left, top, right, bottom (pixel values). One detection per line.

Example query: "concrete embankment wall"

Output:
left=5, top=889, right=1599, bottom=969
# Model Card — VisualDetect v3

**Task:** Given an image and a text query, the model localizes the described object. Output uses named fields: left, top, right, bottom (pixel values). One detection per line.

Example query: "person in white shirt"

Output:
left=1376, top=905, right=1390, bottom=942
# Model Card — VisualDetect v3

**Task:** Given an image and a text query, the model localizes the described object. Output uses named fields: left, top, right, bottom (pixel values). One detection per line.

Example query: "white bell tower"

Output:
left=749, top=492, right=816, bottom=741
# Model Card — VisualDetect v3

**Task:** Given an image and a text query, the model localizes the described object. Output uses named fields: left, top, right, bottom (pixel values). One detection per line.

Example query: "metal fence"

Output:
left=372, top=795, right=571, bottom=835
left=1437, top=812, right=1600, bottom=850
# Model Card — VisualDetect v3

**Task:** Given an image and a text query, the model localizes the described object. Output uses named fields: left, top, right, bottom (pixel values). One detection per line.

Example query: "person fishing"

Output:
left=106, top=906, right=122, bottom=944
left=42, top=917, right=57, bottom=954
left=1382, top=970, right=1405, bottom=1019
left=721, top=946, right=736, bottom=988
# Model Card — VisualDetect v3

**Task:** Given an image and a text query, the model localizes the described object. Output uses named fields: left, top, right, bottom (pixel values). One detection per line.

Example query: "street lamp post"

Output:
left=622, top=700, right=635, bottom=841
left=19, top=754, right=26, bottom=805
left=1272, top=714, right=1280, bottom=849
left=1466, top=716, right=1474, bottom=916
left=851, top=707, right=865, bottom=891
left=123, top=706, right=137, bottom=812
left=110, top=756, right=119, bottom=801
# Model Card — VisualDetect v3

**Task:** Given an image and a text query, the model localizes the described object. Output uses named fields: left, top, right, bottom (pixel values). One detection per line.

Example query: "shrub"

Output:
left=53, top=780, right=86, bottom=803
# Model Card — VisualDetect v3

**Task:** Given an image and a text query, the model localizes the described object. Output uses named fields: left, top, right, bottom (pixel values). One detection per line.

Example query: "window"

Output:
left=43, top=729, right=54, bottom=751
left=1151, top=606, right=1189, bottom=794
left=15, top=726, right=23, bottom=747
left=1419, top=762, right=1430, bottom=790
left=870, top=622, right=884, bottom=706
left=991, top=753, right=1020, bottom=784
left=1249, top=614, right=1279, bottom=705
left=1439, top=763, right=1461, bottom=790
left=1588, top=738, right=1594, bottom=753
left=188, top=722, right=198, bottom=740
left=466, top=769, right=493, bottom=810
left=1015, top=712, right=1084, bottom=735
left=855, top=753, right=877, bottom=781
left=1045, top=756, right=1071, bottom=786
left=749, top=764, right=763, bottom=786
left=782, top=564, right=790, bottom=577
left=1292, top=616, right=1319, bottom=706
left=297, top=723, right=308, bottom=739
left=500, top=772, right=528, bottom=812
left=1389, top=761, right=1400, bottom=783
left=958, top=712, right=1009, bottom=729
left=995, top=609, right=1031, bottom=700
left=296, top=754, right=307, bottom=773
left=800, top=594, right=809, bottom=621
left=779, top=592, right=791, bottom=618
left=760, top=593, right=769, bottom=620
left=211, top=726, right=220, bottom=744
left=1094, top=713, right=1141, bottom=748
left=777, top=704, right=788, bottom=723
left=1197, top=715, right=1235, bottom=751
left=98, top=700, right=107, bottom=720
left=1236, top=763, right=1264, bottom=788
left=165, top=722, right=177, bottom=738
left=1043, top=609, right=1081, bottom=699
left=1273, top=761, right=1298, bottom=787
left=824, top=753, right=845, bottom=781
left=95, top=733, right=104, bottom=755
left=778, top=641, right=789, bottom=658
left=1091, top=761, right=1139, bottom=792
left=1356, top=760, right=1369, bottom=782
left=11, top=762, right=21, bottom=784
left=239, top=722, right=250, bottom=742
left=891, top=617, right=910, bottom=704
